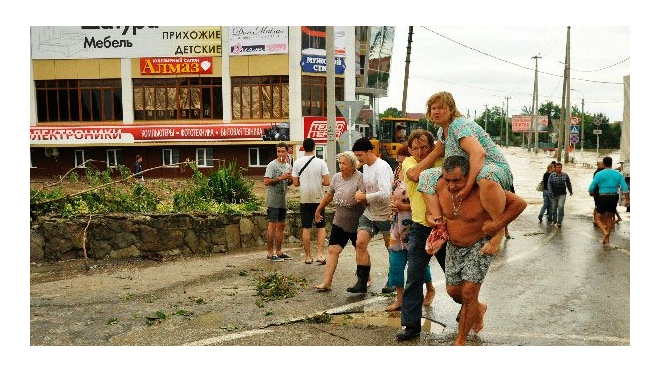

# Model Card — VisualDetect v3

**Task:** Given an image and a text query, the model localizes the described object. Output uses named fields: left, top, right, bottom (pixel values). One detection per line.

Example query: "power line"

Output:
left=419, top=26, right=625, bottom=85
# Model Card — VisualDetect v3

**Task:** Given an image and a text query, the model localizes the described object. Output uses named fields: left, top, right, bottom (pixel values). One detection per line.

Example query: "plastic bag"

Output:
left=425, top=221, right=449, bottom=255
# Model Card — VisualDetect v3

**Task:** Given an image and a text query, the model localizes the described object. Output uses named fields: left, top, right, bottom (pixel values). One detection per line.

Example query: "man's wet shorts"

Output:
left=445, top=237, right=493, bottom=286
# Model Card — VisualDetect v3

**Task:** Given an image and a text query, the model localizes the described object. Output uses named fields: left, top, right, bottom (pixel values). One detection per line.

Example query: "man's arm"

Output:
left=406, top=144, right=443, bottom=182
left=424, top=179, right=445, bottom=227
left=482, top=190, right=527, bottom=235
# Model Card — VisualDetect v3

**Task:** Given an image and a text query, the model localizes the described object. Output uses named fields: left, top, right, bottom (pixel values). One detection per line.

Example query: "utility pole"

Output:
left=562, top=27, right=571, bottom=164
left=326, top=26, right=337, bottom=177
left=505, top=96, right=510, bottom=146
left=580, top=97, right=584, bottom=153
left=401, top=26, right=413, bottom=117
left=530, top=54, right=541, bottom=152
left=484, top=104, right=488, bottom=134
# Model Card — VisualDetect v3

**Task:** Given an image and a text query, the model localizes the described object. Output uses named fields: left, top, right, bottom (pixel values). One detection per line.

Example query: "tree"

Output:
left=380, top=107, right=402, bottom=118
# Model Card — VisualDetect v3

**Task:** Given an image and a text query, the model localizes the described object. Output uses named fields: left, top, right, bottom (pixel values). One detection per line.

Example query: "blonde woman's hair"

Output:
left=425, top=91, right=463, bottom=124
left=338, top=151, right=359, bottom=169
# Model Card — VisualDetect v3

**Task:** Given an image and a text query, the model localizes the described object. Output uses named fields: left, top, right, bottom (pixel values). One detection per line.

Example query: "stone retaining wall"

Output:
left=30, top=211, right=333, bottom=263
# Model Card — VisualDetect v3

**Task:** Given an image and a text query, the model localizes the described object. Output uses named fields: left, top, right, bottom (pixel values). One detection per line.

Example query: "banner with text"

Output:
left=31, top=26, right=222, bottom=59
left=30, top=123, right=281, bottom=145
left=511, top=115, right=549, bottom=133
left=140, top=57, right=213, bottom=75
left=229, top=26, right=288, bottom=55
left=303, top=116, right=348, bottom=144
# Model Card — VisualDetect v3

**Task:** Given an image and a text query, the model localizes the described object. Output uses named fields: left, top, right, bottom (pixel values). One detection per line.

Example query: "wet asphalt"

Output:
left=28, top=147, right=633, bottom=360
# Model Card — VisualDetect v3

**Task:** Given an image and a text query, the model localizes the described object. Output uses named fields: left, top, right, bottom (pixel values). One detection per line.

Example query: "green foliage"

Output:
left=380, top=107, right=402, bottom=118
left=254, top=271, right=307, bottom=306
left=305, top=312, right=332, bottom=324
left=208, top=160, right=255, bottom=204
left=173, top=160, right=258, bottom=213
left=30, top=160, right=263, bottom=218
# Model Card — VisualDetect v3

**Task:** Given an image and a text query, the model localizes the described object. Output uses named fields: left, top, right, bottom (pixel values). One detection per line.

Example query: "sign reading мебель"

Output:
left=303, top=116, right=348, bottom=144
left=29, top=123, right=280, bottom=145
left=229, top=26, right=288, bottom=55
left=140, top=57, right=213, bottom=75
left=30, top=26, right=221, bottom=59
left=511, top=115, right=550, bottom=132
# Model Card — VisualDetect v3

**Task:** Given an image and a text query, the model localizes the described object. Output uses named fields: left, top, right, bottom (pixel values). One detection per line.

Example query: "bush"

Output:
left=30, top=160, right=262, bottom=219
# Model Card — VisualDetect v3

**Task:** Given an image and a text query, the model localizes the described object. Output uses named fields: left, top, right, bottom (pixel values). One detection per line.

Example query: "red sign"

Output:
left=303, top=116, right=348, bottom=144
left=30, top=123, right=280, bottom=145
left=511, top=115, right=549, bottom=133
left=140, top=57, right=213, bottom=75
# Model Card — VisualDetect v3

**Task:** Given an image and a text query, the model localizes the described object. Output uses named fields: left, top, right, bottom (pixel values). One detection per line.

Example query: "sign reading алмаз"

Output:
left=140, top=57, right=213, bottom=75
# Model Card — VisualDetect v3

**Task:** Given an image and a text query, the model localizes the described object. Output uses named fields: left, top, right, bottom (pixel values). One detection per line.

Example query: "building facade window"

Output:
left=231, top=76, right=289, bottom=120
left=196, top=148, right=214, bottom=167
left=248, top=147, right=271, bottom=167
left=74, top=150, right=87, bottom=168
left=30, top=150, right=36, bottom=168
left=162, top=148, right=180, bottom=166
left=300, top=76, right=344, bottom=117
left=35, top=79, right=123, bottom=123
left=133, top=77, right=222, bottom=121
left=106, top=149, right=122, bottom=168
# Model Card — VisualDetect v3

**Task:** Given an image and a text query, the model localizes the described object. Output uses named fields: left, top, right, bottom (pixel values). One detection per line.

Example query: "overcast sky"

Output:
left=378, top=26, right=630, bottom=122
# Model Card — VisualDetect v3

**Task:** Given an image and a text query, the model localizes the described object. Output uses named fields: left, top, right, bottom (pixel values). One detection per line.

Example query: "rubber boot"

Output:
left=346, top=265, right=370, bottom=293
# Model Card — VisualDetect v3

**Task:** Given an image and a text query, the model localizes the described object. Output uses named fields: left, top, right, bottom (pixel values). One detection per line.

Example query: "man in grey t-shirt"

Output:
left=263, top=142, right=293, bottom=262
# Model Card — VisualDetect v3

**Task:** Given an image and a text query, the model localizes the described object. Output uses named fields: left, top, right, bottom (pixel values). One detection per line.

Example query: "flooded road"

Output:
left=27, top=146, right=639, bottom=367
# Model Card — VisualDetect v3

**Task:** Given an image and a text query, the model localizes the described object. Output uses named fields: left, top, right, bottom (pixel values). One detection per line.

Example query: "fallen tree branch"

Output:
left=31, top=160, right=197, bottom=206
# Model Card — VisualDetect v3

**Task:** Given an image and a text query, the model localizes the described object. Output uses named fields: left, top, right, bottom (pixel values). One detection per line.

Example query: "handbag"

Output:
left=425, top=220, right=449, bottom=255
left=536, top=180, right=544, bottom=192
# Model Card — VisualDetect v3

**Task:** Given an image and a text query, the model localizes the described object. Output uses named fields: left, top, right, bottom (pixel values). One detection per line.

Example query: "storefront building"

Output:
left=29, top=26, right=394, bottom=178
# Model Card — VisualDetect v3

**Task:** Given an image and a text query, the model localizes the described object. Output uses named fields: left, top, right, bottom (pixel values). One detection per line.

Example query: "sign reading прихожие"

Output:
left=140, top=57, right=213, bottom=75
left=30, top=123, right=279, bottom=145
left=30, top=26, right=222, bottom=59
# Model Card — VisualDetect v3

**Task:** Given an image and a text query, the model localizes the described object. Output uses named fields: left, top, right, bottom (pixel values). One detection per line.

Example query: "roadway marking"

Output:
left=182, top=296, right=390, bottom=346
left=183, top=329, right=273, bottom=346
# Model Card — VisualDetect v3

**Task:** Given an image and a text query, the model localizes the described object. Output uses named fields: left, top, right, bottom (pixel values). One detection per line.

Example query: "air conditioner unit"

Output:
left=44, top=147, right=60, bottom=158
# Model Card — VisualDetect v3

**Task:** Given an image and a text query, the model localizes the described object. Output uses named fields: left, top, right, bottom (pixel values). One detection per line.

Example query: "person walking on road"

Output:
left=589, top=156, right=629, bottom=246
left=592, top=160, right=622, bottom=225
left=386, top=144, right=437, bottom=312
left=263, top=142, right=293, bottom=262
left=423, top=155, right=527, bottom=345
left=395, top=130, right=445, bottom=339
left=313, top=151, right=365, bottom=292
left=347, top=137, right=394, bottom=294
left=538, top=163, right=555, bottom=222
left=548, top=162, right=572, bottom=228
left=292, top=138, right=330, bottom=264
